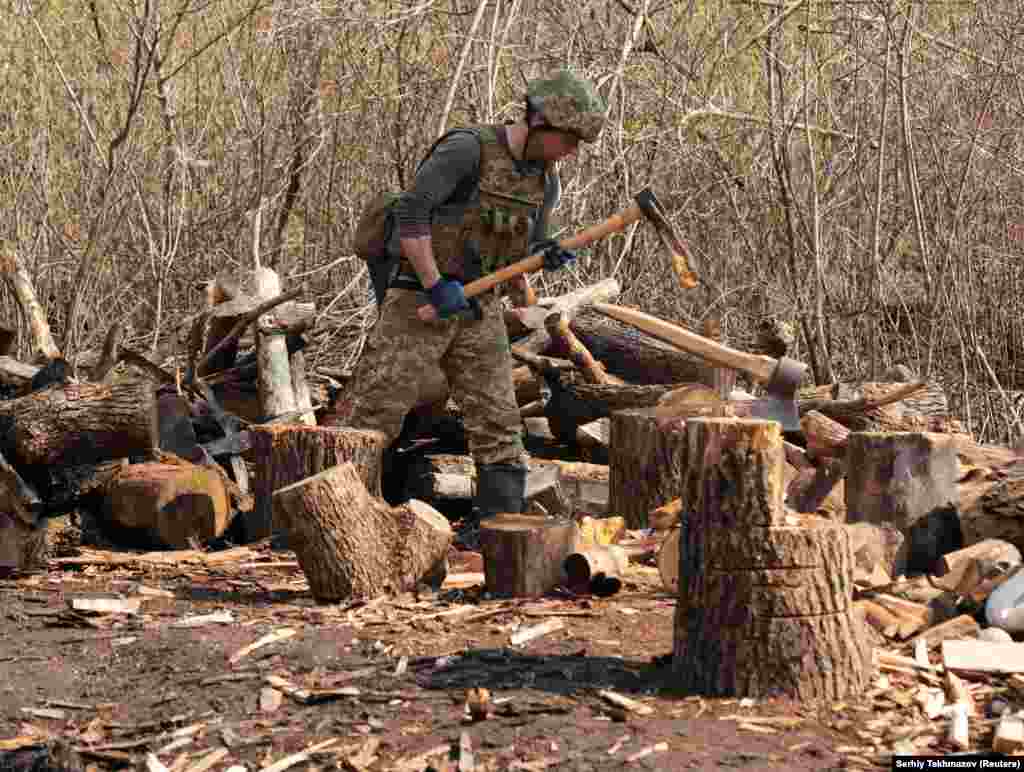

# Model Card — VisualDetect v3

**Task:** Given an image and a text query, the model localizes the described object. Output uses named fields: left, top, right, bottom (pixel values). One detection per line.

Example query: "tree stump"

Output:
left=846, top=432, right=961, bottom=573
left=272, top=463, right=452, bottom=602
left=104, top=462, right=232, bottom=549
left=0, top=377, right=158, bottom=466
left=249, top=425, right=389, bottom=542
left=608, top=407, right=689, bottom=528
left=479, top=514, right=581, bottom=597
left=671, top=418, right=869, bottom=702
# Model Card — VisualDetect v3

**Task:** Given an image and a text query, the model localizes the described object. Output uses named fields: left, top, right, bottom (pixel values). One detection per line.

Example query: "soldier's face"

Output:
left=526, top=128, right=580, bottom=161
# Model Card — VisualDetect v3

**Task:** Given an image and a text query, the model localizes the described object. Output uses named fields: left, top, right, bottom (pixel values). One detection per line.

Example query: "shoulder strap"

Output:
left=414, top=127, right=485, bottom=176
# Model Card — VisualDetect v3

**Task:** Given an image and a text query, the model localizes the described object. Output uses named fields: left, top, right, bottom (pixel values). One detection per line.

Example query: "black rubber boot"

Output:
left=474, top=462, right=529, bottom=518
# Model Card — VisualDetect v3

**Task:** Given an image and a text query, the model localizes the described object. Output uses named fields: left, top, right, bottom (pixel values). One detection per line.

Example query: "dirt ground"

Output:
left=0, top=539, right=902, bottom=772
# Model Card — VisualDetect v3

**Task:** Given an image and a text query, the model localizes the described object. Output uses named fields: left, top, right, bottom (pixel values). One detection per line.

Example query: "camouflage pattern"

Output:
left=328, top=288, right=528, bottom=469
left=402, top=125, right=547, bottom=282
left=527, top=69, right=606, bottom=142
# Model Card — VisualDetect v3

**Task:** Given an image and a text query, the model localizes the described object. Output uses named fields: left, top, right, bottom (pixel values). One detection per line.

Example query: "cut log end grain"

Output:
left=272, top=463, right=451, bottom=603
left=479, top=515, right=581, bottom=598
left=104, top=462, right=232, bottom=549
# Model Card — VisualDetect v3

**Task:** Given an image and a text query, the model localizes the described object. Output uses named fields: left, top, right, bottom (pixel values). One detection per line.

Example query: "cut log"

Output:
left=800, top=410, right=850, bottom=459
left=3, top=250, right=60, bottom=360
left=569, top=307, right=712, bottom=386
left=404, top=454, right=558, bottom=503
left=478, top=514, right=581, bottom=597
left=249, top=425, right=389, bottom=543
left=608, top=407, right=689, bottom=529
left=0, top=378, right=158, bottom=466
left=272, top=462, right=453, bottom=602
left=515, top=278, right=621, bottom=356
left=0, top=511, right=46, bottom=575
left=846, top=432, right=961, bottom=573
left=932, top=539, right=1022, bottom=592
left=563, top=545, right=627, bottom=596
left=959, top=466, right=1024, bottom=552
left=543, top=372, right=675, bottom=443
left=798, top=381, right=964, bottom=434
left=104, top=462, right=231, bottom=549
left=670, top=418, right=869, bottom=702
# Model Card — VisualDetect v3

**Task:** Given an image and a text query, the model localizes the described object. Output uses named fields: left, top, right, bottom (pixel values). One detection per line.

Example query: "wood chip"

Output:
left=259, top=687, right=283, bottom=714
left=146, top=753, right=170, bottom=772
left=182, top=748, right=230, bottom=772
left=390, top=744, right=450, bottom=772
left=257, top=738, right=338, bottom=772
left=228, top=628, right=295, bottom=665
left=607, top=735, right=630, bottom=755
left=598, top=690, right=654, bottom=716
left=457, top=731, right=474, bottom=772
left=265, top=674, right=359, bottom=705
left=624, top=742, right=668, bottom=763
left=171, top=611, right=235, bottom=628
left=20, top=707, right=66, bottom=720
left=510, top=619, right=565, bottom=646
left=69, top=597, right=142, bottom=615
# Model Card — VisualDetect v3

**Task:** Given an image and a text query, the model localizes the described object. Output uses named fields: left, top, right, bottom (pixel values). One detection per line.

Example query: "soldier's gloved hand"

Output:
left=427, top=278, right=470, bottom=319
left=534, top=239, right=577, bottom=272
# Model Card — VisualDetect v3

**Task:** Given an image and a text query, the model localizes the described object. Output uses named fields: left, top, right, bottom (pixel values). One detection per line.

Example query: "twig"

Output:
left=437, top=0, right=490, bottom=137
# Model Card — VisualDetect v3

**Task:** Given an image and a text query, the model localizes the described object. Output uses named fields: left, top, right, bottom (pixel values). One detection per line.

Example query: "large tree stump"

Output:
left=0, top=378, right=158, bottom=466
left=671, top=418, right=869, bottom=702
left=478, top=514, right=581, bottom=597
left=846, top=432, right=961, bottom=573
left=608, top=407, right=689, bottom=528
left=272, top=463, right=452, bottom=602
left=104, top=462, right=231, bottom=549
left=248, top=425, right=389, bottom=542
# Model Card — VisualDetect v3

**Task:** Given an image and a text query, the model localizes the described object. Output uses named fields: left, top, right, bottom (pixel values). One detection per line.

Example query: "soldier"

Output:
left=328, top=69, right=606, bottom=523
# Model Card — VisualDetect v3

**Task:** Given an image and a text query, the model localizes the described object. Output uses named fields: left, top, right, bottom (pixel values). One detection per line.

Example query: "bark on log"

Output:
left=846, top=432, right=961, bottom=572
left=544, top=372, right=677, bottom=444
left=249, top=425, right=389, bottom=543
left=932, top=539, right=1022, bottom=592
left=670, top=418, right=870, bottom=701
left=2, top=251, right=60, bottom=360
left=959, top=466, right=1024, bottom=552
left=104, top=462, right=232, bottom=548
left=515, top=278, right=621, bottom=356
left=253, top=268, right=302, bottom=422
left=569, top=307, right=713, bottom=386
left=608, top=407, right=689, bottom=529
left=798, top=381, right=963, bottom=434
left=0, top=449, right=43, bottom=526
left=0, top=378, right=158, bottom=466
left=272, top=462, right=453, bottom=602
left=0, top=512, right=46, bottom=574
left=478, top=514, right=581, bottom=597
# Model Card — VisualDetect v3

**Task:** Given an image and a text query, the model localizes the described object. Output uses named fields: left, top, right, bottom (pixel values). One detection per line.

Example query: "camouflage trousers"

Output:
left=330, top=288, right=527, bottom=468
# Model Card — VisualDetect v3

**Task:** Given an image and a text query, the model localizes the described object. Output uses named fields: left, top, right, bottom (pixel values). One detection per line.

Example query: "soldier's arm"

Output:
left=395, top=132, right=482, bottom=289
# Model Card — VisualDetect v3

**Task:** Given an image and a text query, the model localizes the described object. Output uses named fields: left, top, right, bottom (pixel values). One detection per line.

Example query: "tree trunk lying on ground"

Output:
left=273, top=462, right=452, bottom=602
left=0, top=377, right=159, bottom=466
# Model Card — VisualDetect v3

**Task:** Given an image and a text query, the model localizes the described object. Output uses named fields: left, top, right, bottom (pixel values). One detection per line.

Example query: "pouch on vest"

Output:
left=353, top=192, right=402, bottom=306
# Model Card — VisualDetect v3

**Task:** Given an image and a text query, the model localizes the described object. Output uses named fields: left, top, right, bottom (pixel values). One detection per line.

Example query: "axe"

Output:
left=591, top=303, right=808, bottom=431
left=417, top=188, right=698, bottom=324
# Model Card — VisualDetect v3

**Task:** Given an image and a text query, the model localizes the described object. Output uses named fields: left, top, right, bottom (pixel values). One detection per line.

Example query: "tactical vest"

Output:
left=399, top=125, right=549, bottom=282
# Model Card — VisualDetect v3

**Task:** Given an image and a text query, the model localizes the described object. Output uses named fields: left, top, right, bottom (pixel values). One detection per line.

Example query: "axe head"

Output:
left=634, top=189, right=700, bottom=290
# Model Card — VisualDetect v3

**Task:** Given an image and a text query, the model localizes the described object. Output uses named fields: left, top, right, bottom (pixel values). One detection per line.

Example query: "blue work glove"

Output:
left=534, top=239, right=577, bottom=272
left=428, top=278, right=471, bottom=319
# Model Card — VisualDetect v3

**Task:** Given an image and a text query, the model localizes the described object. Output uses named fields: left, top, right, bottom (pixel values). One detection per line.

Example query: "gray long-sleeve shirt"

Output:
left=395, top=125, right=560, bottom=248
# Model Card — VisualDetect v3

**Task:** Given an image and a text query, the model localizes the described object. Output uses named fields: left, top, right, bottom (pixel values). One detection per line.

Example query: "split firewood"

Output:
left=479, top=514, right=580, bottom=597
left=514, top=278, right=620, bottom=356
left=800, top=410, right=850, bottom=459
left=855, top=599, right=903, bottom=638
left=272, top=462, right=453, bottom=602
left=544, top=311, right=623, bottom=386
left=104, top=462, right=232, bottom=549
left=905, top=615, right=980, bottom=649
left=0, top=377, right=159, bottom=466
left=943, top=639, right=1024, bottom=674
left=866, top=594, right=931, bottom=638
left=932, top=539, right=1022, bottom=592
left=649, top=498, right=682, bottom=532
left=944, top=669, right=974, bottom=751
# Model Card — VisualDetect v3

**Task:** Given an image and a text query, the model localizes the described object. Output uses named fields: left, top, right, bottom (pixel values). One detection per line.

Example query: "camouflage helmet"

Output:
left=526, top=69, right=606, bottom=142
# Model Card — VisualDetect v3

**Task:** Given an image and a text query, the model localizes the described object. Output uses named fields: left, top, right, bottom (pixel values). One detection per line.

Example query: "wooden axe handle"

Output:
left=591, top=302, right=779, bottom=384
left=417, top=204, right=644, bottom=322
